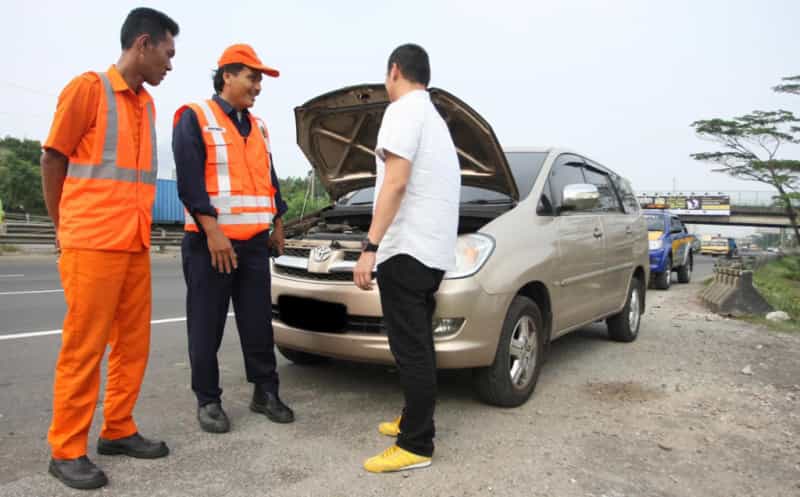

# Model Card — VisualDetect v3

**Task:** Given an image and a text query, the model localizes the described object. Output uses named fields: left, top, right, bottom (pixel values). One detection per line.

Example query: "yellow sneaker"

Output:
left=363, top=445, right=431, bottom=473
left=378, top=416, right=401, bottom=437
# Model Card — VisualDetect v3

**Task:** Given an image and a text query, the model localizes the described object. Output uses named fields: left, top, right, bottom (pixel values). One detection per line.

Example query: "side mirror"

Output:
left=561, top=184, right=599, bottom=212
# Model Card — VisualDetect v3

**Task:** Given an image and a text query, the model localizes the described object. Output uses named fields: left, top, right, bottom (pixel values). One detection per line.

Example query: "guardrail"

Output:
left=1, top=219, right=184, bottom=248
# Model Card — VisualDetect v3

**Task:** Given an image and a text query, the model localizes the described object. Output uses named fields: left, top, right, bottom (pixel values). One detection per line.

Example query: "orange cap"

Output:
left=217, top=44, right=280, bottom=78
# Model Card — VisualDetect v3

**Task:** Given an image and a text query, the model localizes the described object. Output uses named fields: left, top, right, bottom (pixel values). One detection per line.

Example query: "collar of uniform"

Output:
left=212, top=94, right=250, bottom=121
left=106, top=65, right=152, bottom=100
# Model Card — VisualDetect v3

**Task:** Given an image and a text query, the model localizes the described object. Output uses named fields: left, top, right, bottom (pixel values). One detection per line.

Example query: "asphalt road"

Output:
left=2, top=253, right=775, bottom=497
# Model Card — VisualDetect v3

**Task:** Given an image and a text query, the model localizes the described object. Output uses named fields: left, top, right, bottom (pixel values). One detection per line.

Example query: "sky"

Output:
left=2, top=0, right=798, bottom=201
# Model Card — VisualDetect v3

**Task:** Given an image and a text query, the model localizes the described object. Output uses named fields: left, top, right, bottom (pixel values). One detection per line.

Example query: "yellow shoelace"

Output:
left=379, top=445, right=400, bottom=459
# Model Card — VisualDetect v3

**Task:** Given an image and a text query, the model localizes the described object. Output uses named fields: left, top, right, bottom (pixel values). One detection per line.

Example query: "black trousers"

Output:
left=182, top=231, right=279, bottom=407
left=377, top=254, right=444, bottom=457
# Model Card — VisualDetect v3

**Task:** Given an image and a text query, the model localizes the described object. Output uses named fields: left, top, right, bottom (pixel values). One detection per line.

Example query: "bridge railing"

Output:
left=639, top=191, right=797, bottom=207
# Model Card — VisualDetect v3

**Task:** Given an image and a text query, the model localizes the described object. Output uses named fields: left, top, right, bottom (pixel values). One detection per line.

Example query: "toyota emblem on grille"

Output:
left=311, top=246, right=332, bottom=262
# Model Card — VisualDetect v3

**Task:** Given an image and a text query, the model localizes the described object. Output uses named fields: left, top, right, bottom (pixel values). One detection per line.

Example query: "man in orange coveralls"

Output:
left=39, top=7, right=179, bottom=491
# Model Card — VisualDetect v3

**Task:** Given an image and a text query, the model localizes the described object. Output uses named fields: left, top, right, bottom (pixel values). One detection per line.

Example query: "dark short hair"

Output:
left=120, top=7, right=179, bottom=50
left=213, top=63, right=247, bottom=93
left=387, top=44, right=430, bottom=86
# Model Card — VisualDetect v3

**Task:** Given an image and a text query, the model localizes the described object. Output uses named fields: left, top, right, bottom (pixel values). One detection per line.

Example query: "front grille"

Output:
left=282, top=246, right=361, bottom=261
left=272, top=304, right=385, bottom=335
left=347, top=315, right=386, bottom=334
left=274, top=266, right=355, bottom=282
left=283, top=247, right=311, bottom=258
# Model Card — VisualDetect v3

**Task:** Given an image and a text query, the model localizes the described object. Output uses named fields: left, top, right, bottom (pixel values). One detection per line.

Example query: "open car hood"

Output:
left=294, top=84, right=518, bottom=201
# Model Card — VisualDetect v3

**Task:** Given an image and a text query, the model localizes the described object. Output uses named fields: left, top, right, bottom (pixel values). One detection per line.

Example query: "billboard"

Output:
left=637, top=193, right=731, bottom=216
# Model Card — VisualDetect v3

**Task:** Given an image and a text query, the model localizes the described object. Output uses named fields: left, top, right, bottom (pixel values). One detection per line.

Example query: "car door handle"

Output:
left=625, top=226, right=633, bottom=235
left=593, top=229, right=603, bottom=238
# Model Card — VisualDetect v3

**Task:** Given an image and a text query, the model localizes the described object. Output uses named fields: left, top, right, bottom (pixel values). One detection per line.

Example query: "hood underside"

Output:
left=294, top=84, right=518, bottom=201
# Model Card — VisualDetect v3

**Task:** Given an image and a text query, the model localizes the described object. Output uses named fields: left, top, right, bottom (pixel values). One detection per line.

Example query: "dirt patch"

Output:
left=584, top=380, right=667, bottom=402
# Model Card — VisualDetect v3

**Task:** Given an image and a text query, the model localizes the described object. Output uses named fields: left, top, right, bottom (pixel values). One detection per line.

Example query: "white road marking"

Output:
left=0, top=313, right=235, bottom=341
left=0, top=274, right=24, bottom=278
left=0, top=289, right=63, bottom=296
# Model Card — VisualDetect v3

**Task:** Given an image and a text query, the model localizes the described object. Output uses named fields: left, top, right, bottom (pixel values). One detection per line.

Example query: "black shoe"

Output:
left=97, top=432, right=169, bottom=459
left=48, top=456, right=108, bottom=490
left=197, top=403, right=231, bottom=433
left=250, top=387, right=295, bottom=423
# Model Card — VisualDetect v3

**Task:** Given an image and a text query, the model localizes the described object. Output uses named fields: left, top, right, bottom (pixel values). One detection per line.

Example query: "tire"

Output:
left=654, top=257, right=672, bottom=290
left=607, top=276, right=643, bottom=342
left=676, top=254, right=692, bottom=284
left=473, top=296, right=545, bottom=407
left=277, top=346, right=329, bottom=365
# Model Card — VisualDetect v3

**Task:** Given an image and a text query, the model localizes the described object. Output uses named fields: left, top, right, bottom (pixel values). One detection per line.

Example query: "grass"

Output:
left=0, top=244, right=19, bottom=254
left=740, top=315, right=799, bottom=334
left=752, top=255, right=800, bottom=332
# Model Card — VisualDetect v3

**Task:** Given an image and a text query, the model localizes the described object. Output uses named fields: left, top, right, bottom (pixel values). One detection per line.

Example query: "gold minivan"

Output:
left=271, top=85, right=649, bottom=406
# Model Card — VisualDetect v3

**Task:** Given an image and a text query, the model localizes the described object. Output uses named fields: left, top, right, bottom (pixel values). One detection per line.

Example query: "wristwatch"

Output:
left=361, top=238, right=379, bottom=253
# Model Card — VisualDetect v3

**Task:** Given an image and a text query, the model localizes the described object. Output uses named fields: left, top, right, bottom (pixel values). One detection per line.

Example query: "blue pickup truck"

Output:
left=644, top=210, right=696, bottom=290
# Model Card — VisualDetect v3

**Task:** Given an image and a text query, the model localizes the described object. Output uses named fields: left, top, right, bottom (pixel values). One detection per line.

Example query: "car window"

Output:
left=670, top=217, right=684, bottom=233
left=582, top=167, right=623, bottom=213
left=504, top=152, right=548, bottom=201
left=548, top=154, right=586, bottom=213
left=537, top=180, right=554, bottom=215
left=612, top=176, right=640, bottom=214
left=644, top=214, right=665, bottom=231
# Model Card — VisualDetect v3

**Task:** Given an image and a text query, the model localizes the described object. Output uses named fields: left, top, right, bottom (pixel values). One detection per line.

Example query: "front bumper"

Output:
left=271, top=273, right=509, bottom=369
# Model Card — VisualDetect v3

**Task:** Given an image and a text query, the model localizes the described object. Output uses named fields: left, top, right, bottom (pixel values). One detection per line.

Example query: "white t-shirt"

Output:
left=374, top=89, right=461, bottom=271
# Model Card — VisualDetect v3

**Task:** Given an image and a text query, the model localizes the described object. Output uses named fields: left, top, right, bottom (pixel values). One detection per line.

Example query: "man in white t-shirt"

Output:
left=354, top=44, right=461, bottom=473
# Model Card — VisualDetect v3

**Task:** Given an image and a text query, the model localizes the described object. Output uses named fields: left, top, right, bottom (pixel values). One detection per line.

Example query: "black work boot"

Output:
left=197, top=402, right=231, bottom=433
left=250, top=386, right=294, bottom=423
left=48, top=456, right=108, bottom=490
left=97, top=432, right=169, bottom=459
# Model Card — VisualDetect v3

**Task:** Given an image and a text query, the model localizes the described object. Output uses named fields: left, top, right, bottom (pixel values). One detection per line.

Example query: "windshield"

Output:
left=337, top=185, right=514, bottom=207
left=644, top=214, right=665, bottom=231
left=336, top=151, right=548, bottom=207
left=504, top=151, right=547, bottom=200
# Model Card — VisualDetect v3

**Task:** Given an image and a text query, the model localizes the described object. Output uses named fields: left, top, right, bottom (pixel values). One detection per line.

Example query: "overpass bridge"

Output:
left=638, top=191, right=798, bottom=229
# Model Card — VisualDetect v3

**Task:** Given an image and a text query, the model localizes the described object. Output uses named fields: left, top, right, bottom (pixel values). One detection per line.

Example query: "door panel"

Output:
left=545, top=154, right=608, bottom=334
left=552, top=213, right=607, bottom=333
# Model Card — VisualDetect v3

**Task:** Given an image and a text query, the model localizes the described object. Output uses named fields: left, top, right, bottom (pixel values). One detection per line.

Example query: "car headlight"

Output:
left=649, top=239, right=663, bottom=250
left=444, top=233, right=495, bottom=280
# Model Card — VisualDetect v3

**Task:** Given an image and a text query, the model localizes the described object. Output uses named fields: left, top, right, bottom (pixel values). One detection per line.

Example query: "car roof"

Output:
left=502, top=147, right=624, bottom=178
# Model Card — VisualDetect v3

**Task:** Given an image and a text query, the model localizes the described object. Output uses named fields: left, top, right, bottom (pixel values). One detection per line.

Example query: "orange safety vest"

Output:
left=58, top=72, right=157, bottom=251
left=175, top=99, right=277, bottom=240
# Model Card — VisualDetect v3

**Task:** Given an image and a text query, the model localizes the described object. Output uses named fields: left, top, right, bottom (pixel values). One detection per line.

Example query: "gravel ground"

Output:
left=1, top=275, right=798, bottom=497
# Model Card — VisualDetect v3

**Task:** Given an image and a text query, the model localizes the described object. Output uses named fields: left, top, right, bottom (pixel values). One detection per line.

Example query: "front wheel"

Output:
left=607, top=276, right=643, bottom=342
left=654, top=257, right=672, bottom=290
left=473, top=296, right=545, bottom=407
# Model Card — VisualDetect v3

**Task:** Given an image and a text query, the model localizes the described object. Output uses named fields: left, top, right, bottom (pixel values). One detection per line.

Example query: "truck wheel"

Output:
left=607, top=275, right=643, bottom=342
left=473, top=296, right=545, bottom=407
left=654, top=257, right=672, bottom=290
left=677, top=254, right=692, bottom=283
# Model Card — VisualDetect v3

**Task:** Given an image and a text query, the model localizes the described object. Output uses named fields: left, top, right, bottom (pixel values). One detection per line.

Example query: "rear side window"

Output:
left=670, top=217, right=685, bottom=233
left=612, top=176, right=640, bottom=214
left=582, top=167, right=623, bottom=213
